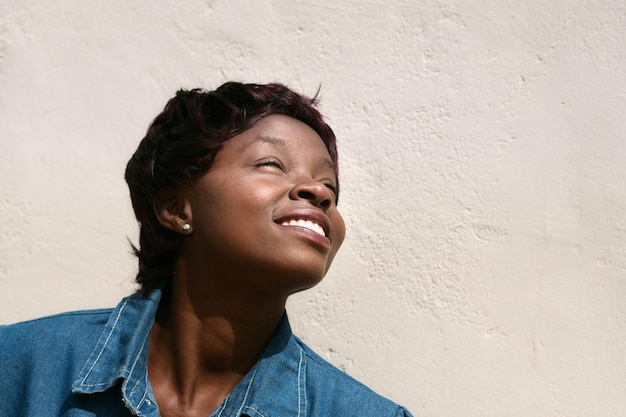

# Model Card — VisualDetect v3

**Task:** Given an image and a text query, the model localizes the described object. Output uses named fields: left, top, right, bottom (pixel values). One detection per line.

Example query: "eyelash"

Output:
left=258, top=159, right=286, bottom=171
left=324, top=182, right=338, bottom=196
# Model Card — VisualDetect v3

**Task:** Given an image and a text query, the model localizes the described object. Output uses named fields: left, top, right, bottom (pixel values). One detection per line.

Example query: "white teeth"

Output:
left=281, top=219, right=326, bottom=237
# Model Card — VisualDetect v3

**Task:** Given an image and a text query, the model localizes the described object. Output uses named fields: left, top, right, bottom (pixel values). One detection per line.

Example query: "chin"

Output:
left=270, top=267, right=328, bottom=297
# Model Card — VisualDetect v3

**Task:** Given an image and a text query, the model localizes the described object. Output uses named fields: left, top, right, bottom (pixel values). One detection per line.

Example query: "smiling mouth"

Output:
left=281, top=219, right=326, bottom=237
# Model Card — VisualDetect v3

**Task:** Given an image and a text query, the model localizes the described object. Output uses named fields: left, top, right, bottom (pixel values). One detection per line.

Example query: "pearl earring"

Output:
left=182, top=223, right=191, bottom=231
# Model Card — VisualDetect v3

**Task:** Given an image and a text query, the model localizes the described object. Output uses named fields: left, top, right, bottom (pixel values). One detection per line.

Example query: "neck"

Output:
left=147, top=260, right=287, bottom=413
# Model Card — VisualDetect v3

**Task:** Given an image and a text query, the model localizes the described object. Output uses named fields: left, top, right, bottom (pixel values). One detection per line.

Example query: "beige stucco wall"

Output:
left=1, top=1, right=625, bottom=415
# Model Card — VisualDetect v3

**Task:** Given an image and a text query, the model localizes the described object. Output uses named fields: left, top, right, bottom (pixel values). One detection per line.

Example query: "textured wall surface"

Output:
left=1, top=0, right=625, bottom=415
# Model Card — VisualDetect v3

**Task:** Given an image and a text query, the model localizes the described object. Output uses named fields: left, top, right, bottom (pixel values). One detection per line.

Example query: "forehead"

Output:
left=226, top=114, right=332, bottom=160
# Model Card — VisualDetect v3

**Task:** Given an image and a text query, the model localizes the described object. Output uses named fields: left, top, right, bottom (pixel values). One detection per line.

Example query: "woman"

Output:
left=0, top=82, right=413, bottom=417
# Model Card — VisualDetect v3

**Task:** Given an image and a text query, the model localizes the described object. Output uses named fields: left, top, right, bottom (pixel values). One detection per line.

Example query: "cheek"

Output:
left=191, top=182, right=278, bottom=238
left=332, top=212, right=347, bottom=250
left=244, top=186, right=277, bottom=208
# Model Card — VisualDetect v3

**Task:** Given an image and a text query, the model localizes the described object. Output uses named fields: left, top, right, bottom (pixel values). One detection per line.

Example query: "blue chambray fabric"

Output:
left=0, top=284, right=413, bottom=417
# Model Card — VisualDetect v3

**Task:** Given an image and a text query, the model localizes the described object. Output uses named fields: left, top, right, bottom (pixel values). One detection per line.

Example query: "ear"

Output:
left=153, top=187, right=192, bottom=234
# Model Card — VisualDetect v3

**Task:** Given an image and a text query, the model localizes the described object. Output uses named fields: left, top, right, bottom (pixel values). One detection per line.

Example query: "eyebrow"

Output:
left=319, top=157, right=336, bottom=171
left=258, top=136, right=287, bottom=149
left=257, top=135, right=336, bottom=172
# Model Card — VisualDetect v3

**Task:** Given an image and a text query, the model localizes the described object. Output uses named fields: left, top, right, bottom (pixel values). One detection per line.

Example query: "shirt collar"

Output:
left=210, top=314, right=305, bottom=417
left=71, top=286, right=161, bottom=413
left=71, top=283, right=306, bottom=417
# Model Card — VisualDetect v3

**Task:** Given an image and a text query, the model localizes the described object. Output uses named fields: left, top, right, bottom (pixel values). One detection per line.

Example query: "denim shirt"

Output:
left=0, top=285, right=413, bottom=417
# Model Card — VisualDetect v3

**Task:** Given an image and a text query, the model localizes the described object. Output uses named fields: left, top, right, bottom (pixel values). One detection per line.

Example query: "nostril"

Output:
left=297, top=190, right=316, bottom=200
left=296, top=189, right=330, bottom=209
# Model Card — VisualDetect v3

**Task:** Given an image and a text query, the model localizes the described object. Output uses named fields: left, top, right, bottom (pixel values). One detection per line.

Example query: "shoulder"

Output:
left=0, top=308, right=115, bottom=413
left=0, top=308, right=112, bottom=370
left=0, top=309, right=112, bottom=342
left=294, top=335, right=381, bottom=396
left=293, top=336, right=414, bottom=417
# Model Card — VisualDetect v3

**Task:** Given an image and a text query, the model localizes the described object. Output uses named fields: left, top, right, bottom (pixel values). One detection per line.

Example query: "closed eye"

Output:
left=256, top=158, right=286, bottom=172
left=324, top=182, right=338, bottom=200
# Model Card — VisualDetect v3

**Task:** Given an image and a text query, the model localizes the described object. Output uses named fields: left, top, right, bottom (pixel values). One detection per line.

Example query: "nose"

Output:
left=289, top=179, right=333, bottom=209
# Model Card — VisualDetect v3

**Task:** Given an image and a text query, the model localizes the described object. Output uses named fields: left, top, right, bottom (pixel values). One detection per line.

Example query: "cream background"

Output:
left=1, top=1, right=625, bottom=415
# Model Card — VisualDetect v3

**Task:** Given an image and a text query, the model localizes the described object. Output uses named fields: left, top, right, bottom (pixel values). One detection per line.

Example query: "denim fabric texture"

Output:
left=0, top=284, right=413, bottom=417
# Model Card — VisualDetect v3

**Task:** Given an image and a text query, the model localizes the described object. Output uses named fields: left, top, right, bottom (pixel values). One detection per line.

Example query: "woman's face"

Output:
left=181, top=114, right=345, bottom=297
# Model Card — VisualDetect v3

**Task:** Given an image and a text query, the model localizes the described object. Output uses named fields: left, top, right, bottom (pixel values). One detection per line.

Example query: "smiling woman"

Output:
left=0, top=82, right=413, bottom=417
left=176, top=115, right=345, bottom=298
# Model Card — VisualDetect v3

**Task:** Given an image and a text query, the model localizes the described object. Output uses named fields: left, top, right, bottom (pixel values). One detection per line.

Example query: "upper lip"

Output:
left=274, top=209, right=332, bottom=240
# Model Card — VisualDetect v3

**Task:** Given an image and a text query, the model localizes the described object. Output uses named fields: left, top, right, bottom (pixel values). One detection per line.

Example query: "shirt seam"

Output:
left=241, top=405, right=268, bottom=417
left=79, top=299, right=129, bottom=387
left=125, top=317, right=153, bottom=408
left=2, top=308, right=112, bottom=327
left=233, top=361, right=260, bottom=417
left=297, top=347, right=304, bottom=417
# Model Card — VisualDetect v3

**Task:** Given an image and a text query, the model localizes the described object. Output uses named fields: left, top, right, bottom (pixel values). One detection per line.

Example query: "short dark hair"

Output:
left=124, top=82, right=339, bottom=294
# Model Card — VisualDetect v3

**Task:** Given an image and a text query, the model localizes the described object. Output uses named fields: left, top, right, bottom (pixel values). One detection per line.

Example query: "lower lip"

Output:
left=279, top=224, right=331, bottom=248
